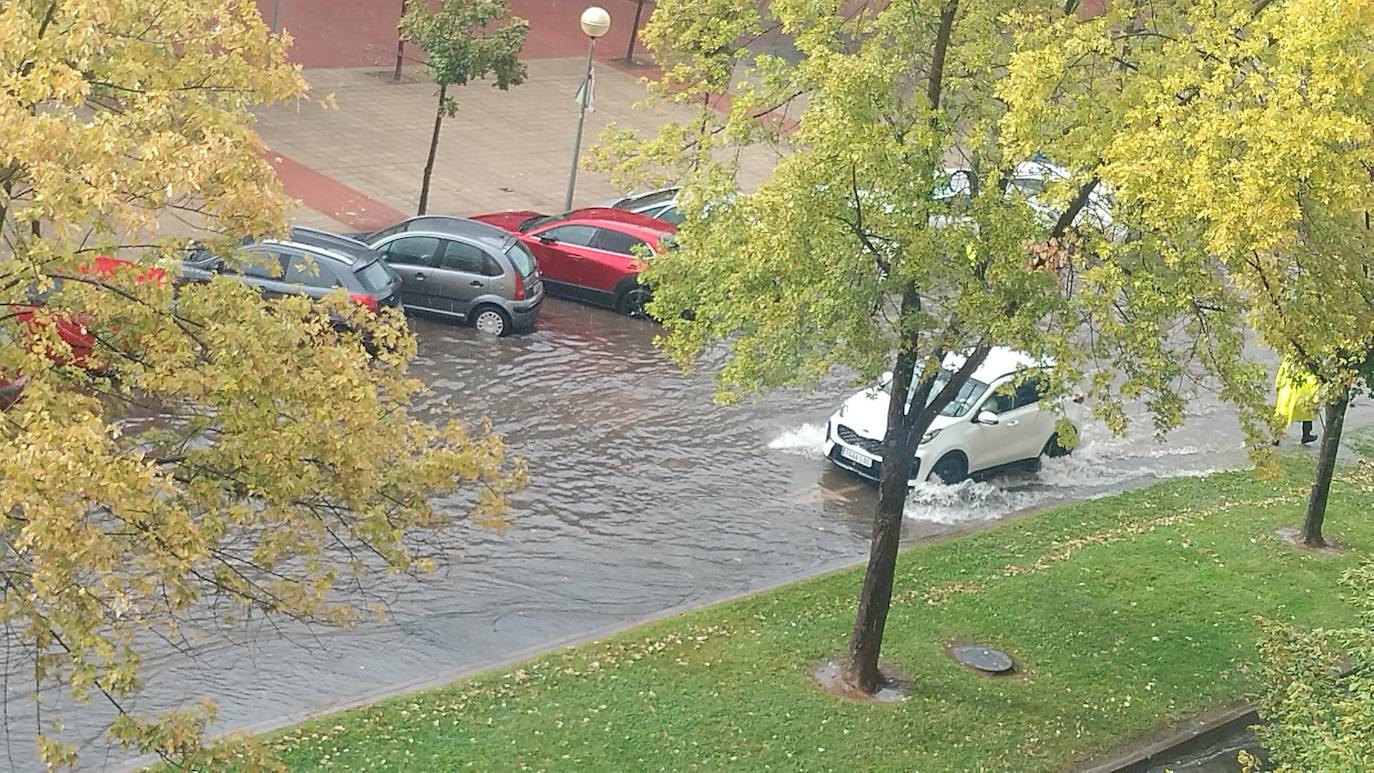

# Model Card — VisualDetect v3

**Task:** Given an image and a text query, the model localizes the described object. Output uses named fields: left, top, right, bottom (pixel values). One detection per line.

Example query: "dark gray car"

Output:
left=181, top=227, right=403, bottom=312
left=355, top=216, right=544, bottom=336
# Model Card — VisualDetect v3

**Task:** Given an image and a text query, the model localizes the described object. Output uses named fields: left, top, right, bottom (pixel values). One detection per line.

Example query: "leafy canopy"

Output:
left=1001, top=0, right=1374, bottom=403
left=400, top=0, right=529, bottom=116
left=0, top=0, right=523, bottom=767
left=595, top=0, right=1238, bottom=443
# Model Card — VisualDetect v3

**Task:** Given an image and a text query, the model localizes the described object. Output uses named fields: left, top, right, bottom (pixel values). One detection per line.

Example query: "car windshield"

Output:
left=354, top=260, right=395, bottom=292
left=505, top=241, right=537, bottom=277
left=882, top=369, right=990, bottom=418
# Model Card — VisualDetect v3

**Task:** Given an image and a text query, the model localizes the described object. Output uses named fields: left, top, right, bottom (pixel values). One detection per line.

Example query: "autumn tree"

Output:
left=0, top=0, right=522, bottom=767
left=1001, top=0, right=1374, bottom=548
left=401, top=0, right=528, bottom=215
left=595, top=0, right=1233, bottom=695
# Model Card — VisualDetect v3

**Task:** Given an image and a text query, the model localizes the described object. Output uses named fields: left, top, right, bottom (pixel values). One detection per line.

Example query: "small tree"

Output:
left=1001, top=0, right=1374, bottom=548
left=598, top=0, right=1222, bottom=695
left=401, top=0, right=528, bottom=215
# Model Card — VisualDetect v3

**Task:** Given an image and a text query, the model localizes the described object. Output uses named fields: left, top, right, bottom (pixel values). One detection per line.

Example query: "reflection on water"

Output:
left=4, top=298, right=1345, bottom=771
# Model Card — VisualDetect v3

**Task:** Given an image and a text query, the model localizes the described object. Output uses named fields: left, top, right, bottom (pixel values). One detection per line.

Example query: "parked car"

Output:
left=14, top=256, right=167, bottom=371
left=0, top=374, right=24, bottom=410
left=352, top=215, right=543, bottom=336
left=181, top=227, right=402, bottom=314
left=0, top=326, right=23, bottom=410
left=470, top=207, right=676, bottom=317
left=823, top=347, right=1081, bottom=486
left=603, top=189, right=686, bottom=225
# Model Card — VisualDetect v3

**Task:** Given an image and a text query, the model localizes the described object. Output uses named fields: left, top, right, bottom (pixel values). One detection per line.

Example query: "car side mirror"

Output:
left=536, top=235, right=558, bottom=245
left=975, top=410, right=1000, bottom=426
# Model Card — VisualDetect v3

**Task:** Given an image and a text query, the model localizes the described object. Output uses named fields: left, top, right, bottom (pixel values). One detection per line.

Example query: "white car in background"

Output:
left=823, top=347, right=1082, bottom=485
left=608, top=158, right=1121, bottom=239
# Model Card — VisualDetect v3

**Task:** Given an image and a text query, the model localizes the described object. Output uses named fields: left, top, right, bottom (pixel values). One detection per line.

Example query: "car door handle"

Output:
left=1006, top=420, right=1020, bottom=427
left=469, top=280, right=484, bottom=287
left=414, top=273, right=426, bottom=281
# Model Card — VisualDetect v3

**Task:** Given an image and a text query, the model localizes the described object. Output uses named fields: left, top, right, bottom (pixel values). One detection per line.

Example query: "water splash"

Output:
left=768, top=422, right=828, bottom=459
left=903, top=479, right=1041, bottom=525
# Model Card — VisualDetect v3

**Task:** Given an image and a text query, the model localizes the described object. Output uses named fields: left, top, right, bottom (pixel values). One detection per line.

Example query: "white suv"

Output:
left=823, top=348, right=1080, bottom=485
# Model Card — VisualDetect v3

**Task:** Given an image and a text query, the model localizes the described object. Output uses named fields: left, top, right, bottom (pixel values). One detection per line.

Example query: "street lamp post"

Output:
left=564, top=6, right=611, bottom=212
left=271, top=0, right=282, bottom=33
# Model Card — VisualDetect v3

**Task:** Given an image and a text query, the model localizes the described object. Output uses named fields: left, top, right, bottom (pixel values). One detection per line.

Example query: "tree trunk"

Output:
left=394, top=0, right=408, bottom=82
left=841, top=0, right=961, bottom=697
left=417, top=83, right=446, bottom=216
left=1301, top=392, right=1349, bottom=547
left=624, top=0, right=647, bottom=62
left=845, top=342, right=924, bottom=694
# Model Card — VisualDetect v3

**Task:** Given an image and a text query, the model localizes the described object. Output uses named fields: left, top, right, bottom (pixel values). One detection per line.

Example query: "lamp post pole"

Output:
left=271, top=0, right=282, bottom=32
left=564, top=7, right=611, bottom=212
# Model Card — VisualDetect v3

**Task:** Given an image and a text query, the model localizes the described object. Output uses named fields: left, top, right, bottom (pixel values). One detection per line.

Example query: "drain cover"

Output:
left=951, top=645, right=1014, bottom=674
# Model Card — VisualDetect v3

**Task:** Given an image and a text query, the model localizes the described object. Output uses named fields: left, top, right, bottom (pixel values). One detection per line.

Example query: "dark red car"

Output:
left=470, top=207, right=675, bottom=317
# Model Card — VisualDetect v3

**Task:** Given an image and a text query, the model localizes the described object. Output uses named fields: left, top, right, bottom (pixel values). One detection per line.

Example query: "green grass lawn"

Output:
left=271, top=457, right=1374, bottom=771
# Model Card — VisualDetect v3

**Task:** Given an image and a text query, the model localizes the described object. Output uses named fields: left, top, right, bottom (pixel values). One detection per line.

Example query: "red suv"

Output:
left=470, top=207, right=675, bottom=317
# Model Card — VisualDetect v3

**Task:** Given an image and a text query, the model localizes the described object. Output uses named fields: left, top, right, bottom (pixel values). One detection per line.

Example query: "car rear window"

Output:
left=505, top=241, right=537, bottom=277
left=354, top=260, right=395, bottom=292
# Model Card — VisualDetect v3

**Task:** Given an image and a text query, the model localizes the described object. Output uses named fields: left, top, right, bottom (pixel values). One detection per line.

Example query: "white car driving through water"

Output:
left=823, top=347, right=1081, bottom=485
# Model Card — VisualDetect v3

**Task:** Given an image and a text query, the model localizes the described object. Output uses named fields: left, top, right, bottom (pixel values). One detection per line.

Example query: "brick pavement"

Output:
left=256, top=0, right=658, bottom=70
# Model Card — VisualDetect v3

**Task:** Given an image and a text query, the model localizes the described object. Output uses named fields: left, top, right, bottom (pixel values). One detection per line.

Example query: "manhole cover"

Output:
left=951, top=645, right=1014, bottom=673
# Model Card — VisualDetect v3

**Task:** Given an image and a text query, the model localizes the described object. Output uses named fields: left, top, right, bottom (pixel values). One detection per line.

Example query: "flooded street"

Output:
left=13, top=299, right=1363, bottom=771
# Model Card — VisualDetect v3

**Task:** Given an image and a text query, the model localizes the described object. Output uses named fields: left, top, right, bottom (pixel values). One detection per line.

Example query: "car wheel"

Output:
left=927, top=453, right=968, bottom=485
left=616, top=285, right=652, bottom=318
left=472, top=306, right=511, bottom=337
left=1042, top=432, right=1072, bottom=458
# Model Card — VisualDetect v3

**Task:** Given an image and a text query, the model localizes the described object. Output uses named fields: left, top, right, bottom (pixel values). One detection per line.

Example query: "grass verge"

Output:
left=271, top=458, right=1374, bottom=771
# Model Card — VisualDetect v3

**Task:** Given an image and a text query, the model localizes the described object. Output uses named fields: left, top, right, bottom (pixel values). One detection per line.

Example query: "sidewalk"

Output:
left=258, top=58, right=780, bottom=231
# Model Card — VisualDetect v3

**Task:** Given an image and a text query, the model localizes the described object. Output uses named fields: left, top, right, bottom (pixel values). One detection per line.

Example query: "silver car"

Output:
left=357, top=216, right=544, bottom=336
left=605, top=188, right=684, bottom=225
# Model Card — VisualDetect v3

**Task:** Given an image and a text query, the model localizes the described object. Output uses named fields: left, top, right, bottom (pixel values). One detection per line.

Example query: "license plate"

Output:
left=840, top=446, right=873, bottom=466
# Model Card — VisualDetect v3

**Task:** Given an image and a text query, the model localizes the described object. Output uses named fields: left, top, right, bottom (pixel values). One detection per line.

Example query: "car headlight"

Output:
left=919, top=428, right=942, bottom=445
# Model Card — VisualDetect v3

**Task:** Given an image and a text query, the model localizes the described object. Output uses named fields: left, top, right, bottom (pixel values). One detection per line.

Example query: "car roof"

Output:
left=560, top=207, right=678, bottom=238
left=264, top=226, right=380, bottom=265
left=944, top=347, right=1048, bottom=383
left=613, top=188, right=680, bottom=210
left=394, top=216, right=514, bottom=250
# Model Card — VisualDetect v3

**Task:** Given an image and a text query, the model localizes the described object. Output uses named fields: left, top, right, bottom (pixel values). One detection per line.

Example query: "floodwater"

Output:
left=4, top=299, right=1362, bottom=771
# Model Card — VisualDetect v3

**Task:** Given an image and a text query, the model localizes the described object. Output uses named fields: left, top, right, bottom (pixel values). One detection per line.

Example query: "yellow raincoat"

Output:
left=1275, top=357, right=1318, bottom=424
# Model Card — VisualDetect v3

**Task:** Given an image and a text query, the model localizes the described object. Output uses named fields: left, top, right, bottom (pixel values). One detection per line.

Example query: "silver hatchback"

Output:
left=356, top=216, right=544, bottom=336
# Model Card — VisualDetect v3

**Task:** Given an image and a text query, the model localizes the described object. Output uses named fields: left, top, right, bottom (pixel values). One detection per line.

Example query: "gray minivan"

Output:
left=356, top=216, right=544, bottom=336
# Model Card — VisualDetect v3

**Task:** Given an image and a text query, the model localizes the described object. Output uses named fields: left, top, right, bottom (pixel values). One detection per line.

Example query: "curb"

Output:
left=1072, top=700, right=1259, bottom=773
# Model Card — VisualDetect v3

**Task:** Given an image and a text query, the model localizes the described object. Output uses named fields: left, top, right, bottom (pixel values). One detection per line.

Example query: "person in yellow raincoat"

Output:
left=1274, top=356, right=1319, bottom=445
